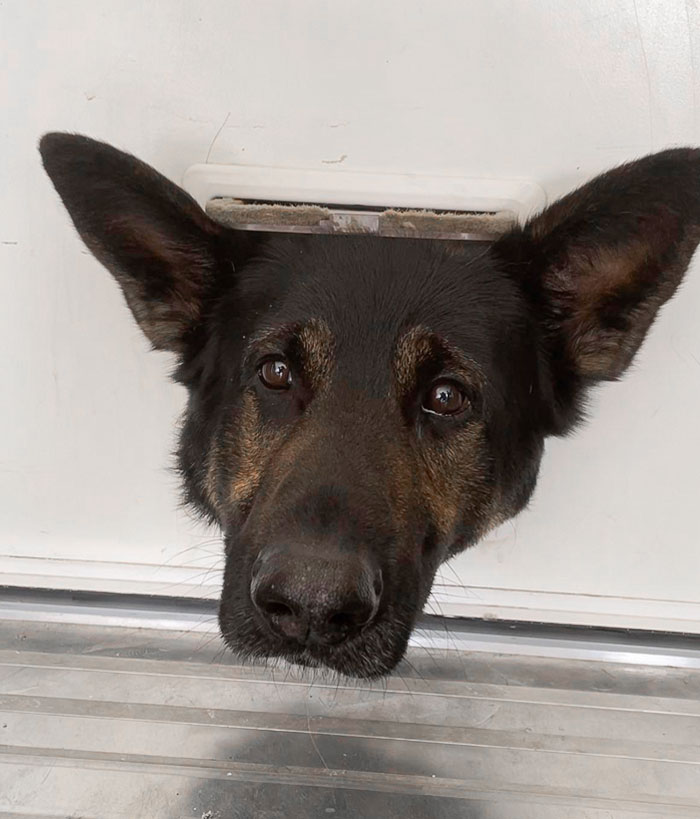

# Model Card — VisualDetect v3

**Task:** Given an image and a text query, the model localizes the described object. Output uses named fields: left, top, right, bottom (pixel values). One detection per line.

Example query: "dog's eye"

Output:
left=422, top=381, right=468, bottom=416
left=259, top=359, right=292, bottom=390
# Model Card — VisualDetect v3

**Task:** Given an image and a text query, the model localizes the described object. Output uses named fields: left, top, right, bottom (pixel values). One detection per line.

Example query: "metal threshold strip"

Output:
left=0, top=587, right=699, bottom=818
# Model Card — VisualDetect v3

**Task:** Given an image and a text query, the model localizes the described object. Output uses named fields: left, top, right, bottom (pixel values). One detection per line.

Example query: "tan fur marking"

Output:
left=224, top=319, right=334, bottom=505
left=297, top=318, right=335, bottom=391
left=394, top=326, right=434, bottom=396
left=395, top=325, right=485, bottom=394
left=548, top=241, right=655, bottom=378
left=203, top=443, right=221, bottom=513
left=228, top=391, right=273, bottom=506
left=419, top=423, right=491, bottom=539
left=219, top=320, right=335, bottom=513
left=394, top=326, right=492, bottom=541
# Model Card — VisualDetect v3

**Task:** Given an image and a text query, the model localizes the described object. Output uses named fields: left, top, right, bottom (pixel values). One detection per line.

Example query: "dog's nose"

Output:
left=250, top=550, right=382, bottom=646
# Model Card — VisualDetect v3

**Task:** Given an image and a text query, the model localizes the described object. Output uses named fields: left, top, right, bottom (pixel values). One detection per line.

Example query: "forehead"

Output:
left=250, top=235, right=523, bottom=367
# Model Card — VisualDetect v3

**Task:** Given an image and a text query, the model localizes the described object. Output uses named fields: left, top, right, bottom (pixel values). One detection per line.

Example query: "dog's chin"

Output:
left=219, top=617, right=412, bottom=679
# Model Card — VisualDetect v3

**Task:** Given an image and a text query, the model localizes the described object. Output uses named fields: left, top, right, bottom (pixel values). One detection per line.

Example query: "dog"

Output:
left=40, top=133, right=700, bottom=678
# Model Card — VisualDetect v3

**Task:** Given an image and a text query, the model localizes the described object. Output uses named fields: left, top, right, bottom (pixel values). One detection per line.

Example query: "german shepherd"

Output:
left=40, top=134, right=700, bottom=677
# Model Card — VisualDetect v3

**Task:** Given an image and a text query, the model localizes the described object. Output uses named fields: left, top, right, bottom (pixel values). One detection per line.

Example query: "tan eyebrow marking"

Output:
left=394, top=326, right=434, bottom=396
left=297, top=318, right=335, bottom=391
left=393, top=325, right=485, bottom=397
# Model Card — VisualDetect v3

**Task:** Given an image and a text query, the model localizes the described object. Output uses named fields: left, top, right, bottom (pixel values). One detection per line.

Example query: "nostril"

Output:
left=261, top=600, right=295, bottom=619
left=327, top=610, right=356, bottom=631
left=323, top=599, right=376, bottom=642
left=253, top=591, right=308, bottom=642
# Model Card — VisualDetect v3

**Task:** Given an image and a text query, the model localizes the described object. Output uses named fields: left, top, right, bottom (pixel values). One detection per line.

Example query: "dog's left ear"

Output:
left=494, top=148, right=700, bottom=429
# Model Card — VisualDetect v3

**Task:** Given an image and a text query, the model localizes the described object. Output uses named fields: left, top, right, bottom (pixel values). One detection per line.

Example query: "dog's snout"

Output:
left=251, top=549, right=382, bottom=647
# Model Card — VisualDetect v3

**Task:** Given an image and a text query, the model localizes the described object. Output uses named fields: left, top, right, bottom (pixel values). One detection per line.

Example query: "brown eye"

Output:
left=422, top=381, right=468, bottom=416
left=259, top=359, right=292, bottom=390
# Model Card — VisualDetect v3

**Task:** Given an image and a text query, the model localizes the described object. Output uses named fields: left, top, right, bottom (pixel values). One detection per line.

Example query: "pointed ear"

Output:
left=494, top=148, right=700, bottom=428
left=40, top=132, right=235, bottom=353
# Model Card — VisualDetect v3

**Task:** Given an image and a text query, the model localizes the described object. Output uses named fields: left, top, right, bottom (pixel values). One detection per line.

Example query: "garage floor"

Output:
left=0, top=590, right=699, bottom=818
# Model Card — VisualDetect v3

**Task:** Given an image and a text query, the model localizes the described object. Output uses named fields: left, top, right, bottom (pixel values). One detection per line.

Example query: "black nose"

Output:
left=251, top=549, right=382, bottom=647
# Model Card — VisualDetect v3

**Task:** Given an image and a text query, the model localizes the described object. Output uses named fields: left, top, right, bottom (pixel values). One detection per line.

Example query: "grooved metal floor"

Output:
left=0, top=594, right=699, bottom=818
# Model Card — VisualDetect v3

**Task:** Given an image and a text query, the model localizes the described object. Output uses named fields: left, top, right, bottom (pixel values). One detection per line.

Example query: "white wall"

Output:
left=2, top=0, right=700, bottom=629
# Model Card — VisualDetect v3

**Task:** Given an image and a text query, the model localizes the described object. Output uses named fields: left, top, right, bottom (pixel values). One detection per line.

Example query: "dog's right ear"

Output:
left=40, top=132, right=239, bottom=353
left=493, top=148, right=700, bottom=432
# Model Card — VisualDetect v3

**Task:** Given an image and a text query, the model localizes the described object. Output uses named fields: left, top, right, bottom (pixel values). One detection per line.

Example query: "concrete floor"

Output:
left=0, top=591, right=699, bottom=818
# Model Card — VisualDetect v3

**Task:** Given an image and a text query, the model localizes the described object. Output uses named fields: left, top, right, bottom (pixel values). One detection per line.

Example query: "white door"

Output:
left=3, top=0, right=699, bottom=632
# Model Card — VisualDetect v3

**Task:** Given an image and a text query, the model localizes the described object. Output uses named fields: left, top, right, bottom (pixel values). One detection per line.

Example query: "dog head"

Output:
left=41, top=134, right=700, bottom=676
